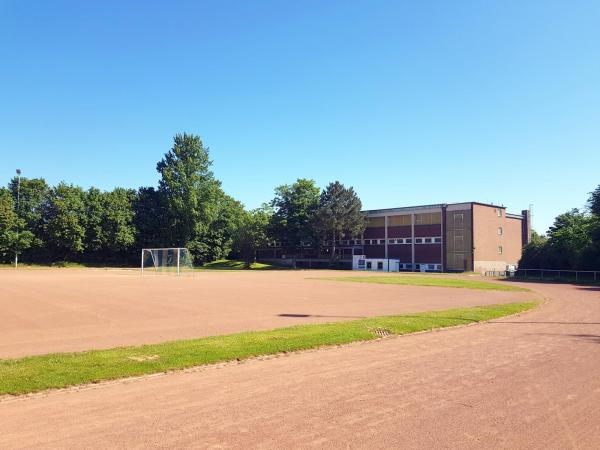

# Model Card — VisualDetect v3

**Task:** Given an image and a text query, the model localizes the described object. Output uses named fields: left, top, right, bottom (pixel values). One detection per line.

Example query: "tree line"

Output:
left=520, top=186, right=600, bottom=271
left=0, top=133, right=365, bottom=266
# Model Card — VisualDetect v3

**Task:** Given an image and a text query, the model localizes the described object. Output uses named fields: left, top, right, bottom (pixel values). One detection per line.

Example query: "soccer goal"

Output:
left=141, top=248, right=194, bottom=276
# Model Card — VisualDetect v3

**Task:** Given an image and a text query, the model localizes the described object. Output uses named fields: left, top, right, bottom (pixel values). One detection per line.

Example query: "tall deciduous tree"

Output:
left=42, top=183, right=87, bottom=260
left=234, top=205, right=273, bottom=267
left=314, top=181, right=366, bottom=263
left=157, top=133, right=222, bottom=262
left=8, top=177, right=49, bottom=258
left=270, top=179, right=320, bottom=254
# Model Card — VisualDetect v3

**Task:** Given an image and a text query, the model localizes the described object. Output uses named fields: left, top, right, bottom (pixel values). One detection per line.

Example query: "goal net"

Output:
left=141, top=248, right=194, bottom=275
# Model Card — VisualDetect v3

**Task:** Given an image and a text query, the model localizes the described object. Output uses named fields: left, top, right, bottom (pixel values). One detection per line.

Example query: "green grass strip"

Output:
left=198, top=259, right=290, bottom=270
left=0, top=302, right=536, bottom=396
left=321, top=275, right=529, bottom=291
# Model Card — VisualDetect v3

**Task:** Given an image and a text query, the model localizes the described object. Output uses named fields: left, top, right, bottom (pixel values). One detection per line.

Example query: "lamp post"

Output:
left=15, top=169, right=21, bottom=268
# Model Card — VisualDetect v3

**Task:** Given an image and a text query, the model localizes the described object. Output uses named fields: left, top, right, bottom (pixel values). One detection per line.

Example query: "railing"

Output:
left=486, top=268, right=600, bottom=283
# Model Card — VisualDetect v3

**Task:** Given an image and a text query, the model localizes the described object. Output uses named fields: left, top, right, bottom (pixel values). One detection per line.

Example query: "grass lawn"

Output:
left=320, top=275, right=529, bottom=291
left=199, top=259, right=289, bottom=270
left=0, top=302, right=535, bottom=396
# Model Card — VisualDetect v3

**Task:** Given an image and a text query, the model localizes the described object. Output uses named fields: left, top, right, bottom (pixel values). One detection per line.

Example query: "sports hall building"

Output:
left=259, top=201, right=531, bottom=273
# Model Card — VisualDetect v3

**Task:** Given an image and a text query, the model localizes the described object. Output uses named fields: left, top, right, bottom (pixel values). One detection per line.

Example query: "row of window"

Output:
left=268, top=237, right=444, bottom=247
left=362, top=237, right=442, bottom=245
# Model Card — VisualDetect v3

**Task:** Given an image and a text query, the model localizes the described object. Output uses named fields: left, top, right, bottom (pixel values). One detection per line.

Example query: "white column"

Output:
left=411, top=213, right=416, bottom=272
left=384, top=216, right=389, bottom=259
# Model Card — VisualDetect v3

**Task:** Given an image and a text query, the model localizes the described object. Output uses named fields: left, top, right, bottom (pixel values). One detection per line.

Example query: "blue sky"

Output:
left=1, top=0, right=599, bottom=233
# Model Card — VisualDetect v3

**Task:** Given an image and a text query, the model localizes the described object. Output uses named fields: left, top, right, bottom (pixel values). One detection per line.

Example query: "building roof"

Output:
left=363, top=201, right=521, bottom=217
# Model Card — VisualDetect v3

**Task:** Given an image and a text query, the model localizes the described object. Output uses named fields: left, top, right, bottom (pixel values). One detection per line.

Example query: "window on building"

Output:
left=415, top=238, right=423, bottom=244
left=388, top=215, right=411, bottom=226
left=454, top=235, right=464, bottom=251
left=405, top=238, right=412, bottom=244
left=388, top=239, right=395, bottom=244
left=424, top=238, right=432, bottom=244
left=498, top=246, right=503, bottom=254
left=397, top=238, right=404, bottom=244
left=498, top=227, right=503, bottom=235
left=366, top=261, right=372, bottom=269
left=434, top=237, right=442, bottom=243
left=379, top=239, right=386, bottom=245
left=377, top=261, right=384, bottom=270
left=496, top=209, right=502, bottom=217
left=366, top=217, right=385, bottom=228
left=453, top=212, right=464, bottom=229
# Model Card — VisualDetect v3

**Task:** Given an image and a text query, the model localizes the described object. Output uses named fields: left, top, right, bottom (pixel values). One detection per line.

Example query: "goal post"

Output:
left=141, top=248, right=194, bottom=276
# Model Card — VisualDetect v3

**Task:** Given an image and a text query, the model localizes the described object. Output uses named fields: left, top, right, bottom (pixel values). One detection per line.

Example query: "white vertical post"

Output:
left=411, top=213, right=415, bottom=272
left=141, top=250, right=144, bottom=276
left=177, top=248, right=181, bottom=276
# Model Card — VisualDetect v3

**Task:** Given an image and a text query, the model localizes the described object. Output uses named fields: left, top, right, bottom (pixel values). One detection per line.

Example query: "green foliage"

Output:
left=520, top=202, right=600, bottom=270
left=200, top=259, right=285, bottom=270
left=233, top=204, right=273, bottom=266
left=322, top=275, right=529, bottom=291
left=0, top=188, right=33, bottom=261
left=157, top=133, right=220, bottom=252
left=41, top=183, right=87, bottom=259
left=0, top=302, right=536, bottom=395
left=314, top=181, right=366, bottom=261
left=1, top=134, right=369, bottom=266
left=589, top=185, right=600, bottom=217
left=270, top=178, right=320, bottom=253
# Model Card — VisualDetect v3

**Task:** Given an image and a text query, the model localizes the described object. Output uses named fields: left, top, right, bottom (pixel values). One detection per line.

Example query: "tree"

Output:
left=589, top=185, right=600, bottom=217
left=101, top=188, right=136, bottom=257
left=520, top=210, right=595, bottom=270
left=314, top=181, right=366, bottom=263
left=519, top=230, right=548, bottom=269
left=234, top=205, right=273, bottom=267
left=586, top=185, right=600, bottom=268
left=42, top=183, right=87, bottom=260
left=157, top=133, right=222, bottom=262
left=84, top=188, right=105, bottom=254
left=270, top=179, right=320, bottom=254
left=133, top=187, right=168, bottom=250
left=8, top=177, right=49, bottom=259
left=196, top=192, right=245, bottom=262
left=0, top=188, right=34, bottom=263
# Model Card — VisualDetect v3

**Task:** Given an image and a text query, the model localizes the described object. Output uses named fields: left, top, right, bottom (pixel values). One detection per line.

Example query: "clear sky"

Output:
left=1, top=0, right=599, bottom=233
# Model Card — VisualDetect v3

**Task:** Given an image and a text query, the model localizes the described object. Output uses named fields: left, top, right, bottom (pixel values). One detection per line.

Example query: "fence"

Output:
left=485, top=268, right=600, bottom=283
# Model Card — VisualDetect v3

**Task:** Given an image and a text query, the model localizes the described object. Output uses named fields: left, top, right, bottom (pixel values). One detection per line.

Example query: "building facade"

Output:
left=359, top=202, right=530, bottom=273
left=258, top=201, right=531, bottom=273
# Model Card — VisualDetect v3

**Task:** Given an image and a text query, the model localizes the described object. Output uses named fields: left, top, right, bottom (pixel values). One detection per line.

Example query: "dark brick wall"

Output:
left=387, top=226, right=412, bottom=238
left=414, top=224, right=442, bottom=237
left=415, top=244, right=442, bottom=263
left=364, top=227, right=385, bottom=239
left=364, top=245, right=385, bottom=258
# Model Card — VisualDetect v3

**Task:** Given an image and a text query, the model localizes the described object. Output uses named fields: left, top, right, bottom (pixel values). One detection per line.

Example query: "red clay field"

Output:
left=1, top=269, right=600, bottom=448
left=0, top=269, right=531, bottom=358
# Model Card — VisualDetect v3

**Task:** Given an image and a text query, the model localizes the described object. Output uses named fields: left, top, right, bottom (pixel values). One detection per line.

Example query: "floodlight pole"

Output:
left=15, top=169, right=21, bottom=269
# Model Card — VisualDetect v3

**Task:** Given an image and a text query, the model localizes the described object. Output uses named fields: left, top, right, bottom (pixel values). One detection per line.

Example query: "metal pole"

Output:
left=141, top=249, right=144, bottom=275
left=15, top=169, right=21, bottom=269
left=177, top=248, right=181, bottom=276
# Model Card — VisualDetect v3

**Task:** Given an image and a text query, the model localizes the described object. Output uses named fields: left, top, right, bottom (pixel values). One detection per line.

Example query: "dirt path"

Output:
left=1, top=282, right=599, bottom=449
left=0, top=269, right=529, bottom=358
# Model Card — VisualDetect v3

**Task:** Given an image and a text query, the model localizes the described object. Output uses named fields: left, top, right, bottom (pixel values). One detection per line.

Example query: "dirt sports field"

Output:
left=1, top=269, right=600, bottom=448
left=0, top=269, right=531, bottom=358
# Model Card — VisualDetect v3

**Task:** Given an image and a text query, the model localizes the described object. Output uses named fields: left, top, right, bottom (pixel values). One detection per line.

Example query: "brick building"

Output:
left=258, top=201, right=531, bottom=273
